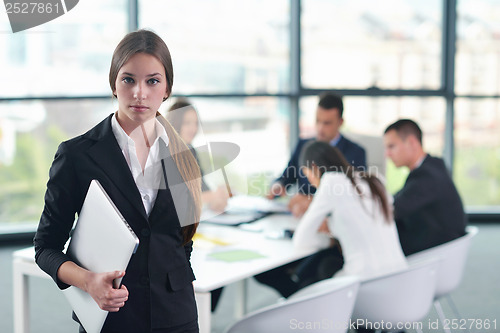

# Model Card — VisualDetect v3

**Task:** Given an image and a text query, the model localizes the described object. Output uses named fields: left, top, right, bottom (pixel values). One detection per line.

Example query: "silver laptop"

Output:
left=63, top=179, right=139, bottom=333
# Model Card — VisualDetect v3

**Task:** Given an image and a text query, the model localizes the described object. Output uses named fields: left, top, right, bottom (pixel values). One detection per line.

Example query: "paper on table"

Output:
left=227, top=195, right=289, bottom=214
left=200, top=209, right=265, bottom=226
left=207, top=249, right=266, bottom=263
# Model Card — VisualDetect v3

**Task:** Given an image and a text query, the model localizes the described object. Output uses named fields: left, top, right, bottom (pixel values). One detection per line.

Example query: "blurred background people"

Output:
left=256, top=141, right=405, bottom=297
left=267, top=92, right=366, bottom=218
left=167, top=98, right=229, bottom=213
left=384, top=119, right=467, bottom=256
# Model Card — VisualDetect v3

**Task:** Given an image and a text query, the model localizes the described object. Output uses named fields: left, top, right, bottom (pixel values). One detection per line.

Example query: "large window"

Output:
left=454, top=0, right=500, bottom=210
left=139, top=0, right=290, bottom=95
left=1, top=0, right=500, bottom=232
left=302, top=0, right=443, bottom=90
left=161, top=97, right=290, bottom=197
left=455, top=0, right=500, bottom=96
left=0, top=0, right=127, bottom=98
left=0, top=99, right=116, bottom=226
left=454, top=98, right=500, bottom=209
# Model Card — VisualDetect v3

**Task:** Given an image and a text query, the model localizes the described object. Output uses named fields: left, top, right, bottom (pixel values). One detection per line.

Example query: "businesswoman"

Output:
left=166, top=98, right=228, bottom=213
left=293, top=141, right=407, bottom=279
left=34, top=30, right=202, bottom=333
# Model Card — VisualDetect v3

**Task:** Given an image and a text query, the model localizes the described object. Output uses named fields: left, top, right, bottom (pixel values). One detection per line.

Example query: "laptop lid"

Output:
left=63, top=179, right=139, bottom=333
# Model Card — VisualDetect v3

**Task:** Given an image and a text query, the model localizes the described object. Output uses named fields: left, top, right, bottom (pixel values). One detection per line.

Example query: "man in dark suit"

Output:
left=267, top=92, right=366, bottom=217
left=384, top=119, right=467, bottom=256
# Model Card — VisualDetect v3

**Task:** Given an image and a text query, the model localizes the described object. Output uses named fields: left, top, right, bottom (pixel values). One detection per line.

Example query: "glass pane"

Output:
left=139, top=0, right=290, bottom=94
left=302, top=0, right=443, bottom=90
left=0, top=99, right=116, bottom=226
left=299, top=95, right=446, bottom=193
left=454, top=98, right=500, bottom=209
left=161, top=97, right=290, bottom=197
left=456, top=0, right=500, bottom=96
left=0, top=0, right=127, bottom=98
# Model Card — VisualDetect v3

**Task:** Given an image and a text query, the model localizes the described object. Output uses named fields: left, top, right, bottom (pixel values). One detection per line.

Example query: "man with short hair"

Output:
left=268, top=92, right=366, bottom=217
left=384, top=119, right=467, bottom=256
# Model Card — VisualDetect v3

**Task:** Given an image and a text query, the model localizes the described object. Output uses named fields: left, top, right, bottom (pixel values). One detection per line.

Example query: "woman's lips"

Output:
left=130, top=105, right=149, bottom=112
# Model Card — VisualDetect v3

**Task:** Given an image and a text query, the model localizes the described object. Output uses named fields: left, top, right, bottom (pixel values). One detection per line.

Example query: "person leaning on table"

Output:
left=33, top=29, right=202, bottom=333
left=166, top=98, right=229, bottom=213
left=257, top=93, right=366, bottom=294
left=255, top=141, right=407, bottom=298
left=292, top=141, right=408, bottom=279
left=383, top=119, right=467, bottom=256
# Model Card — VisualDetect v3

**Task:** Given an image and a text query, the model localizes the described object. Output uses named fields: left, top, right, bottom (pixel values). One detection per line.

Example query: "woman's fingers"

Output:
left=87, top=271, right=129, bottom=311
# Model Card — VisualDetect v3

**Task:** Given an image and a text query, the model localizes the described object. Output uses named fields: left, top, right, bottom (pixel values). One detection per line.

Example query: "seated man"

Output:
left=268, top=92, right=366, bottom=217
left=384, top=119, right=467, bottom=256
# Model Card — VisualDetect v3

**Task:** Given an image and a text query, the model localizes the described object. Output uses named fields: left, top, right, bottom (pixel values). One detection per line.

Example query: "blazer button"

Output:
left=141, top=229, right=151, bottom=237
left=141, top=276, right=150, bottom=286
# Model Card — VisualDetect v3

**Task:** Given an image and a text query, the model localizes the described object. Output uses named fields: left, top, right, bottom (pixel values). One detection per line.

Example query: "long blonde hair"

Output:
left=157, top=113, right=201, bottom=244
left=110, top=29, right=201, bottom=244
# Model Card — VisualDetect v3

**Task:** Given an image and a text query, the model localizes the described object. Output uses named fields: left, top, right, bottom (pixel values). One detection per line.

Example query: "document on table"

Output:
left=227, top=195, right=289, bottom=214
left=200, top=210, right=265, bottom=226
left=207, top=249, right=266, bottom=262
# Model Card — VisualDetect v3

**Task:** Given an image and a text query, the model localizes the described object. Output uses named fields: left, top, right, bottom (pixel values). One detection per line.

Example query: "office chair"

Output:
left=407, top=226, right=479, bottom=333
left=224, top=276, right=360, bottom=333
left=351, top=258, right=440, bottom=333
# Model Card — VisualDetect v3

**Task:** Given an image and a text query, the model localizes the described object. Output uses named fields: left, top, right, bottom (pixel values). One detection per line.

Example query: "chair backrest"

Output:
left=407, top=226, right=478, bottom=299
left=351, top=258, right=439, bottom=328
left=345, top=133, right=386, bottom=176
left=224, top=276, right=360, bottom=333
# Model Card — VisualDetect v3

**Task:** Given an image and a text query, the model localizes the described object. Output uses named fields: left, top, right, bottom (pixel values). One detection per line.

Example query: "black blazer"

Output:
left=34, top=114, right=198, bottom=332
left=394, top=155, right=467, bottom=256
left=276, top=135, right=367, bottom=195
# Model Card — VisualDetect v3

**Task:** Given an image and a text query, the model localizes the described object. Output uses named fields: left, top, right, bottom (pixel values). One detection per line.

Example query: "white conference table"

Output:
left=13, top=214, right=316, bottom=333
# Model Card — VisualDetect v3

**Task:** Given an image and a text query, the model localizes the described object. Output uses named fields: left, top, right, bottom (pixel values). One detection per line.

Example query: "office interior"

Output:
left=1, top=0, right=499, bottom=332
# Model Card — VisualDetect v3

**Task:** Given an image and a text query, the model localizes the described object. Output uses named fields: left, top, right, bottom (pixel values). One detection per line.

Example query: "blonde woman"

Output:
left=34, top=30, right=201, bottom=333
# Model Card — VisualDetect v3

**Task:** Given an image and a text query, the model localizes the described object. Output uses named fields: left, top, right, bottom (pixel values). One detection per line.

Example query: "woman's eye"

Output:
left=148, top=78, right=160, bottom=85
left=122, top=77, right=134, bottom=84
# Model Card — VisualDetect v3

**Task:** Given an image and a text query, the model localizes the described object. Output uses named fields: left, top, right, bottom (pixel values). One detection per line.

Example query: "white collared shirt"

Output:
left=329, top=133, right=342, bottom=147
left=111, top=113, right=170, bottom=216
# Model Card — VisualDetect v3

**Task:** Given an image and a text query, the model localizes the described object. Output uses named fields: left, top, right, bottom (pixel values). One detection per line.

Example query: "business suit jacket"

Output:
left=34, top=114, right=198, bottom=332
left=277, top=135, right=367, bottom=195
left=394, top=155, right=467, bottom=256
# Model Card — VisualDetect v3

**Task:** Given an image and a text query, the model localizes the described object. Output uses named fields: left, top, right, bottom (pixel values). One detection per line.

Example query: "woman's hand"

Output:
left=85, top=270, right=129, bottom=312
left=288, top=194, right=313, bottom=218
left=208, top=186, right=230, bottom=212
left=266, top=182, right=286, bottom=199
left=58, top=262, right=130, bottom=312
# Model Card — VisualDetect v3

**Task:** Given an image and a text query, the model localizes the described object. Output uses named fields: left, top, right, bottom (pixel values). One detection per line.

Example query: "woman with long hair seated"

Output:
left=293, top=140, right=407, bottom=280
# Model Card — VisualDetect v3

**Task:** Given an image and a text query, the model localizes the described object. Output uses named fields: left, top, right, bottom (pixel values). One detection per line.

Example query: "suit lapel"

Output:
left=85, top=115, right=148, bottom=221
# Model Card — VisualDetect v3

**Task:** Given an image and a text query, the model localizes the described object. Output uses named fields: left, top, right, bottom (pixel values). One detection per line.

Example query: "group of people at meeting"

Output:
left=256, top=92, right=467, bottom=303
left=168, top=92, right=467, bottom=316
